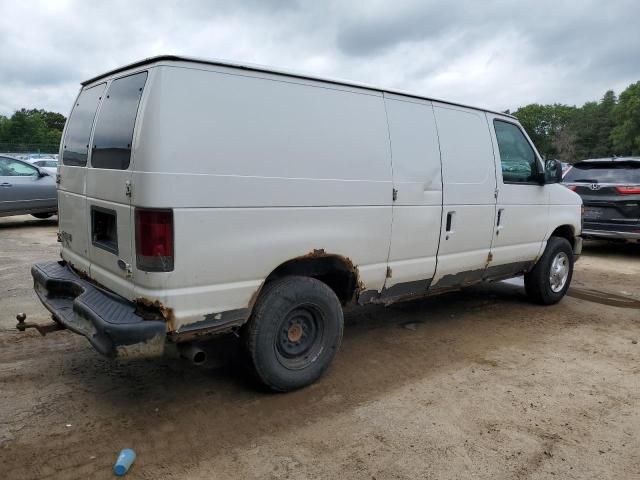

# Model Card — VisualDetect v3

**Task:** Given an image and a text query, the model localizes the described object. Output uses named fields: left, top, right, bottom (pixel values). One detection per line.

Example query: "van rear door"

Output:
left=59, top=83, right=106, bottom=274
left=85, top=71, right=148, bottom=296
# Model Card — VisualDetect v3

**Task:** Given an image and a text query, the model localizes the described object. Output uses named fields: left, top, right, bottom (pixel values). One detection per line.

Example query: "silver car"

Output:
left=30, top=159, right=59, bottom=176
left=0, top=156, right=57, bottom=218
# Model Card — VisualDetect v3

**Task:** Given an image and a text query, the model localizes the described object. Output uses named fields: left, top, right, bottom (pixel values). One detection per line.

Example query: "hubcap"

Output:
left=287, top=323, right=303, bottom=343
left=549, top=251, right=570, bottom=293
left=275, top=305, right=324, bottom=370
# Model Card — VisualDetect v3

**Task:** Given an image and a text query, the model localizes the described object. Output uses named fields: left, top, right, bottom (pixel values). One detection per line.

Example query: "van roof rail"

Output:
left=81, top=54, right=516, bottom=119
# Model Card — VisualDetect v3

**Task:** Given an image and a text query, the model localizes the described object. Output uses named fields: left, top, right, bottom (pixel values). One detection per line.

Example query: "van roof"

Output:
left=81, top=55, right=515, bottom=119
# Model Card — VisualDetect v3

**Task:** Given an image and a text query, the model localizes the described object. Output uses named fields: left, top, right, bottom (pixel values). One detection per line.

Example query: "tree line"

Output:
left=0, top=109, right=66, bottom=153
left=511, top=80, right=640, bottom=162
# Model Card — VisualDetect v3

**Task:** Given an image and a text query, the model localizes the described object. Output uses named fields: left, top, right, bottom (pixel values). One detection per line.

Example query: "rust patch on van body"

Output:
left=135, top=297, right=176, bottom=332
left=300, top=248, right=356, bottom=269
left=169, top=249, right=365, bottom=343
left=433, top=269, right=486, bottom=290
left=67, top=262, right=88, bottom=280
left=303, top=248, right=328, bottom=258
left=170, top=309, right=248, bottom=343
left=276, top=249, right=364, bottom=304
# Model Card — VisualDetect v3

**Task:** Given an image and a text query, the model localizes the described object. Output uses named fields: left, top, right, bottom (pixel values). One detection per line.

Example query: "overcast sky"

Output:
left=1, top=0, right=639, bottom=117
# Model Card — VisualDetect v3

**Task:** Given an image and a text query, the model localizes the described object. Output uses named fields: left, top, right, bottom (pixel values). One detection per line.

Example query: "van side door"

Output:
left=486, top=114, right=549, bottom=271
left=382, top=94, right=442, bottom=300
left=430, top=104, right=498, bottom=289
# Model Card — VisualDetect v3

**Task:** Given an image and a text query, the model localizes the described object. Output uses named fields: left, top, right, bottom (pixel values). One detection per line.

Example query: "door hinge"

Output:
left=55, top=173, right=61, bottom=185
left=392, top=188, right=398, bottom=202
left=125, top=180, right=132, bottom=197
left=494, top=187, right=499, bottom=199
left=487, top=252, right=493, bottom=263
left=386, top=266, right=393, bottom=278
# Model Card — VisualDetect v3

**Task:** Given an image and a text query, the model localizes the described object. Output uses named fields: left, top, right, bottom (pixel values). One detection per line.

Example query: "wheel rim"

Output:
left=549, top=251, right=570, bottom=293
left=275, top=304, right=325, bottom=370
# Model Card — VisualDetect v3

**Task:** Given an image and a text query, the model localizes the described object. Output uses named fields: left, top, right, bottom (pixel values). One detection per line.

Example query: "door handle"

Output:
left=446, top=211, right=454, bottom=231
left=445, top=211, right=456, bottom=240
left=0, top=182, right=12, bottom=187
left=496, top=208, right=505, bottom=235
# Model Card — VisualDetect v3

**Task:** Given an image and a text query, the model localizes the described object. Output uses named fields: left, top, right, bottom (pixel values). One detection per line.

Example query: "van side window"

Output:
left=493, top=120, right=538, bottom=184
left=91, top=72, right=148, bottom=170
left=62, top=83, right=106, bottom=167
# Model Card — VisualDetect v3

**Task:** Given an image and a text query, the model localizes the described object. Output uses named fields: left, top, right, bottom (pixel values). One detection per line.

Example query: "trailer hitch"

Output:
left=16, top=313, right=65, bottom=336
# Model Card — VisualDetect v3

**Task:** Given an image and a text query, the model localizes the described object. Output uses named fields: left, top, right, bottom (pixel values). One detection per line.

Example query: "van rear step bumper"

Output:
left=30, top=261, right=166, bottom=359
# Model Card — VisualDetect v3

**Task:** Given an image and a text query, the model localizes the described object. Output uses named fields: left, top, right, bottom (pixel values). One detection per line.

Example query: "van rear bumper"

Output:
left=31, top=261, right=166, bottom=358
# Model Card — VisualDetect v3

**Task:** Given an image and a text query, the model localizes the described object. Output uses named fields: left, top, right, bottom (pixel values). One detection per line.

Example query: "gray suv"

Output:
left=563, top=157, right=640, bottom=241
left=0, top=156, right=57, bottom=218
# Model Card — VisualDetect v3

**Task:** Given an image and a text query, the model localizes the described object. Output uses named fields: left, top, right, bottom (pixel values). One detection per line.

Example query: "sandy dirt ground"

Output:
left=1, top=215, right=639, bottom=480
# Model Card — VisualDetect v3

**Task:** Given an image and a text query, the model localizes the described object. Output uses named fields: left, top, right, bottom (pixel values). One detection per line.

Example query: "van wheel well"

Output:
left=262, top=252, right=359, bottom=305
left=550, top=225, right=575, bottom=249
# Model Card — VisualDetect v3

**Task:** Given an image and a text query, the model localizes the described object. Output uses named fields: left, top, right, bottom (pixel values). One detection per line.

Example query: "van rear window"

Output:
left=62, top=83, right=106, bottom=166
left=91, top=72, right=147, bottom=170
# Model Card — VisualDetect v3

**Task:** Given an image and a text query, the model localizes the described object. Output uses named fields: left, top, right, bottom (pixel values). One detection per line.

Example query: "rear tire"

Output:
left=31, top=212, right=54, bottom=219
left=525, top=236, right=574, bottom=305
left=244, top=275, right=344, bottom=392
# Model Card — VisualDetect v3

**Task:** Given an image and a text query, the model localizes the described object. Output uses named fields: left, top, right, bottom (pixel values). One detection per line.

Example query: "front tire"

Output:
left=244, top=276, right=344, bottom=392
left=525, top=236, right=574, bottom=305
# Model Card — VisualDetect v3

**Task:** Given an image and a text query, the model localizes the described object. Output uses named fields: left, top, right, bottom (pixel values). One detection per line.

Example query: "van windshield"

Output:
left=62, top=83, right=106, bottom=166
left=91, top=72, right=147, bottom=170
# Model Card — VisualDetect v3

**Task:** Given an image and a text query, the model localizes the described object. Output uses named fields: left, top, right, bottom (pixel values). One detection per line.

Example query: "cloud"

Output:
left=0, top=0, right=638, bottom=117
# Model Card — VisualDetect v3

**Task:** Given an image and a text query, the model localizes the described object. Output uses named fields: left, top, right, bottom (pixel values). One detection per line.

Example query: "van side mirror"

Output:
left=543, top=159, right=562, bottom=184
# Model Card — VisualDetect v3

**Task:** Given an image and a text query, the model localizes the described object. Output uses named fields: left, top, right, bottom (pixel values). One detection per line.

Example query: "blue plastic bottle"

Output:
left=113, top=448, right=136, bottom=476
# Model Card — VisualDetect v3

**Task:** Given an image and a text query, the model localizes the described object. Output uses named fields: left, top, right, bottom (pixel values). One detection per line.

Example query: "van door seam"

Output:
left=381, top=93, right=395, bottom=292
left=430, top=104, right=445, bottom=282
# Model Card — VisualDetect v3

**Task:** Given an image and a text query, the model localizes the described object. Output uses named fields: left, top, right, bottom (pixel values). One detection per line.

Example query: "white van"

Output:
left=26, top=56, right=582, bottom=391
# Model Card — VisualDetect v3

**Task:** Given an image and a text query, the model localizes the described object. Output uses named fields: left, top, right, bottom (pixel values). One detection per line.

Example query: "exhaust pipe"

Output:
left=178, top=343, right=207, bottom=366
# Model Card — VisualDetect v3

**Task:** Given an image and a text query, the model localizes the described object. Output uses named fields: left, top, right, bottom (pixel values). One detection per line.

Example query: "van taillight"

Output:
left=615, top=185, right=640, bottom=195
left=135, top=208, right=174, bottom=272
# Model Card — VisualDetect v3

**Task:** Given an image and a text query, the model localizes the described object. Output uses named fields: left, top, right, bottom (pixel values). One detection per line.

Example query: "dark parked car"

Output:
left=563, top=157, right=640, bottom=241
left=0, top=155, right=57, bottom=218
